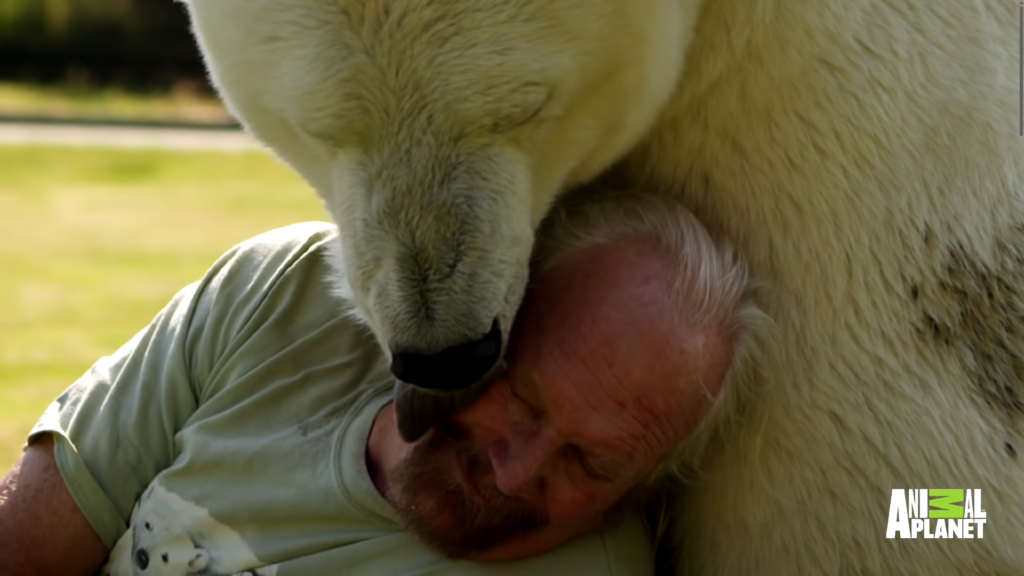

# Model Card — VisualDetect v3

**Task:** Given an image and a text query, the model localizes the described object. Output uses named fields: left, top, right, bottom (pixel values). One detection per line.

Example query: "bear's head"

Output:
left=130, top=517, right=210, bottom=576
left=101, top=484, right=211, bottom=576
left=183, top=0, right=701, bottom=436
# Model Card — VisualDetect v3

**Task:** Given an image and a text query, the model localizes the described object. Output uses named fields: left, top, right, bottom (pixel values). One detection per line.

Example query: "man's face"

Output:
left=382, top=239, right=727, bottom=560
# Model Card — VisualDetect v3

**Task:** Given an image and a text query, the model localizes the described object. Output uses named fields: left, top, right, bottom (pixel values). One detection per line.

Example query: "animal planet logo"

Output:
left=886, top=489, right=987, bottom=539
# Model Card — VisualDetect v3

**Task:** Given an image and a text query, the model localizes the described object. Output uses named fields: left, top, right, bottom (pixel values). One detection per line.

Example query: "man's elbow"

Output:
left=0, top=433, right=110, bottom=576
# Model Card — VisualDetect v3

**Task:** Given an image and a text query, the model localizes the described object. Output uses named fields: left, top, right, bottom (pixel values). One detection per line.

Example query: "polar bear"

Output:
left=180, top=0, right=1024, bottom=573
left=102, top=482, right=277, bottom=576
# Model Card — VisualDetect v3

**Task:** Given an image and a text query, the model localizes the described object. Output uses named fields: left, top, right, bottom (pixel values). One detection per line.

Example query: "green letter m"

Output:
left=929, top=489, right=965, bottom=519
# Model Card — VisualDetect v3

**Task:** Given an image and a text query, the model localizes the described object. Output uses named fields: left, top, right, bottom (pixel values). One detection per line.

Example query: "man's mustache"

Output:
left=389, top=415, right=549, bottom=558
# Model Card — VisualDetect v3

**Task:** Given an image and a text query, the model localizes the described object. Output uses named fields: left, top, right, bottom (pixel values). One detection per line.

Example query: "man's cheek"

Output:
left=544, top=483, right=612, bottom=524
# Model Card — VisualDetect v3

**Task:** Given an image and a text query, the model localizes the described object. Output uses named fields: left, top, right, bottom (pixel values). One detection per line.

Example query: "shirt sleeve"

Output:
left=26, top=222, right=339, bottom=548
left=27, top=276, right=203, bottom=547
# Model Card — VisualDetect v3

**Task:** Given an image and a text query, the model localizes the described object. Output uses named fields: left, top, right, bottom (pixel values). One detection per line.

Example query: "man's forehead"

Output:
left=538, top=238, right=670, bottom=298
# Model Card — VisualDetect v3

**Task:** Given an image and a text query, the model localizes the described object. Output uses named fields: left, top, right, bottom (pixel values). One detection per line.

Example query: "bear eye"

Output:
left=162, top=552, right=169, bottom=563
left=488, top=83, right=551, bottom=134
left=144, top=521, right=152, bottom=531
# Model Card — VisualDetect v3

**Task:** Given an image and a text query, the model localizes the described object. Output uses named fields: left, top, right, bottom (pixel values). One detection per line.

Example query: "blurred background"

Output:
left=0, top=0, right=327, bottom=469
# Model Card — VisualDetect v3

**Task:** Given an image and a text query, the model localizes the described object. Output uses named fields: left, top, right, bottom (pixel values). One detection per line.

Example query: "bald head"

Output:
left=513, top=235, right=736, bottom=455
left=528, top=189, right=763, bottom=482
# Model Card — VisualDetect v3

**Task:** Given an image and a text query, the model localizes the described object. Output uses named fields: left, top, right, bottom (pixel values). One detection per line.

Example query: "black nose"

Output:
left=390, top=319, right=502, bottom=390
left=134, top=548, right=150, bottom=570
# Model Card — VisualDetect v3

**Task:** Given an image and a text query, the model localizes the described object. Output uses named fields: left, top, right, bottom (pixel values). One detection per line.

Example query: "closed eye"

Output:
left=488, top=82, right=551, bottom=134
left=565, top=444, right=616, bottom=484
left=508, top=379, right=620, bottom=484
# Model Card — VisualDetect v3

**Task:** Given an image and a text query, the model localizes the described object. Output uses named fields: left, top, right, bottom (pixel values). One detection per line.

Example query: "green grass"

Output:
left=0, top=81, right=233, bottom=125
left=0, top=145, right=328, bottom=471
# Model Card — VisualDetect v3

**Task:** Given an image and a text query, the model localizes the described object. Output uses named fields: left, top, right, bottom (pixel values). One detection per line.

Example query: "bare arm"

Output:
left=0, top=433, right=110, bottom=576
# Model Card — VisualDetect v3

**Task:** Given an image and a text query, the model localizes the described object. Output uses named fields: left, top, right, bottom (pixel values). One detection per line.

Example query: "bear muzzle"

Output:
left=390, top=319, right=504, bottom=442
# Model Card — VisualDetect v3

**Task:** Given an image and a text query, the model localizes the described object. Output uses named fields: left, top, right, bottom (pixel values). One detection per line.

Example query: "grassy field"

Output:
left=0, top=145, right=327, bottom=471
left=0, top=81, right=233, bottom=125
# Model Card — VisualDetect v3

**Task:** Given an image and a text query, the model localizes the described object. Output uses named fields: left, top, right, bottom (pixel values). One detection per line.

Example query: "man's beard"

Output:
left=386, top=420, right=549, bottom=558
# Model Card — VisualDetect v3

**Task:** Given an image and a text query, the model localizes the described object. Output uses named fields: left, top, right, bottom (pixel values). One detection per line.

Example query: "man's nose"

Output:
left=489, top=427, right=561, bottom=498
left=454, top=381, right=560, bottom=497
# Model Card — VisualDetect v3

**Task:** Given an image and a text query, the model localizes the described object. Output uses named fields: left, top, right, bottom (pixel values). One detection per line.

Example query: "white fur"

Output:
left=180, top=0, right=692, bottom=358
left=102, top=482, right=277, bottom=576
left=181, top=0, right=1024, bottom=573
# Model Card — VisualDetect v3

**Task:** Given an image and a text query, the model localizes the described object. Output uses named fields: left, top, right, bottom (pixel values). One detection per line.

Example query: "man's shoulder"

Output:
left=232, top=221, right=339, bottom=262
left=246, top=220, right=338, bottom=243
left=187, top=221, right=362, bottom=358
left=205, top=221, right=341, bottom=297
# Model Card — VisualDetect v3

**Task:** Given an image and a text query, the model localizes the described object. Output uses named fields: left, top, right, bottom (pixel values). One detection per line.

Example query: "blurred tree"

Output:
left=0, top=0, right=208, bottom=91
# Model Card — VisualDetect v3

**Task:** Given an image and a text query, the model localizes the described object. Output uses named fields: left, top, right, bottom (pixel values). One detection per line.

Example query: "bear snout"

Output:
left=389, top=318, right=502, bottom=390
left=133, top=547, right=149, bottom=570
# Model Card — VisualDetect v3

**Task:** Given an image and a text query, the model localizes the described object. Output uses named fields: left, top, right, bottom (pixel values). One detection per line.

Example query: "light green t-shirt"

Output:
left=28, top=222, right=654, bottom=576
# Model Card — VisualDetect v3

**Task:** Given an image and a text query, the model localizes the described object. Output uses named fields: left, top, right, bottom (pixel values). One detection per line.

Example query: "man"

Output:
left=0, top=190, right=759, bottom=575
